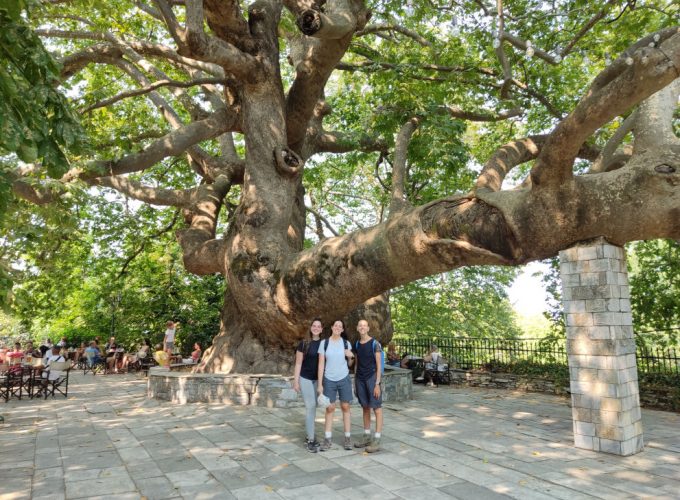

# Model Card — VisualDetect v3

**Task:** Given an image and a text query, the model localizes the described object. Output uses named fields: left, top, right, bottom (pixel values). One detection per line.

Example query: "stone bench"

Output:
left=148, top=364, right=412, bottom=407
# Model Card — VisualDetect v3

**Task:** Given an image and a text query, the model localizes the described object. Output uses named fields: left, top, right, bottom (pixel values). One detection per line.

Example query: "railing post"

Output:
left=560, top=239, right=643, bottom=456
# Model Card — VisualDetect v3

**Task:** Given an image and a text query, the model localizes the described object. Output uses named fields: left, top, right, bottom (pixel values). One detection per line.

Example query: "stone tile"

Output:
left=134, top=475, right=180, bottom=500
left=230, top=484, right=285, bottom=499
left=65, top=475, right=137, bottom=499
left=155, top=455, right=205, bottom=474
left=175, top=479, right=236, bottom=500
left=438, top=480, right=513, bottom=499
left=165, top=468, right=213, bottom=488
left=212, top=467, right=263, bottom=490
left=126, top=461, right=164, bottom=480
left=278, top=483, right=346, bottom=499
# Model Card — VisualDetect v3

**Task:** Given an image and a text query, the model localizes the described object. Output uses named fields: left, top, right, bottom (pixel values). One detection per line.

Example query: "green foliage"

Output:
left=391, top=266, right=522, bottom=339
left=0, top=0, right=87, bottom=181
left=628, top=240, right=680, bottom=346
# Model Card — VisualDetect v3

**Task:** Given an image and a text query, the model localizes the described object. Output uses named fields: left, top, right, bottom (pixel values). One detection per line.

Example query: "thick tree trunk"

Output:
left=196, top=289, right=296, bottom=374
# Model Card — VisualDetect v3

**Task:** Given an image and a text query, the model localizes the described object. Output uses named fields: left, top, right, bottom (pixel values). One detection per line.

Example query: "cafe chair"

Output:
left=42, top=361, right=72, bottom=399
left=83, top=351, right=105, bottom=375
left=0, top=363, right=24, bottom=402
left=139, top=351, right=158, bottom=376
left=426, top=361, right=452, bottom=386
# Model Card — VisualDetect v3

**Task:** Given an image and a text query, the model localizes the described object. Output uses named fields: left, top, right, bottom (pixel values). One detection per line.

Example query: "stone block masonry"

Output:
left=560, top=239, right=643, bottom=456
left=147, top=364, right=412, bottom=406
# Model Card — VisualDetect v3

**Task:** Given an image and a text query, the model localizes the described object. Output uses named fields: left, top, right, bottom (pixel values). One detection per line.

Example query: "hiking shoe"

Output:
left=354, top=434, right=371, bottom=448
left=304, top=436, right=318, bottom=445
left=343, top=436, right=352, bottom=450
left=306, top=440, right=319, bottom=453
left=366, top=438, right=381, bottom=453
left=320, top=438, right=332, bottom=452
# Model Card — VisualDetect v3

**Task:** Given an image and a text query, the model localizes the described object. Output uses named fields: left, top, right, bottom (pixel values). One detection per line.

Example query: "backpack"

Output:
left=323, top=338, right=353, bottom=368
left=355, top=339, right=384, bottom=375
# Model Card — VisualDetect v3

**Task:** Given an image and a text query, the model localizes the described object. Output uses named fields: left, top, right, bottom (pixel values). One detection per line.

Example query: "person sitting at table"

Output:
left=74, top=342, right=87, bottom=363
left=423, top=344, right=447, bottom=387
left=191, top=342, right=202, bottom=363
left=40, top=344, right=66, bottom=391
left=24, top=341, right=41, bottom=357
left=153, top=344, right=169, bottom=367
left=386, top=343, right=401, bottom=367
left=104, top=337, right=119, bottom=373
left=84, top=341, right=103, bottom=366
left=39, top=339, right=52, bottom=356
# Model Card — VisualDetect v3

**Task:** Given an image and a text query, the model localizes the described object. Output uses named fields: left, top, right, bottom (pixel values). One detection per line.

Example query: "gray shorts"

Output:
left=355, top=373, right=382, bottom=409
left=323, top=375, right=353, bottom=404
left=165, top=341, right=174, bottom=351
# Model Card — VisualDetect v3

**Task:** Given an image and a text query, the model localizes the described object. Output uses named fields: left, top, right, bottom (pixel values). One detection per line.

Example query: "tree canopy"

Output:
left=1, top=0, right=679, bottom=373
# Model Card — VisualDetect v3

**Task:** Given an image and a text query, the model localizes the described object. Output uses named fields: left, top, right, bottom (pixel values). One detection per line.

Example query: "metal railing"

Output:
left=393, top=337, right=680, bottom=375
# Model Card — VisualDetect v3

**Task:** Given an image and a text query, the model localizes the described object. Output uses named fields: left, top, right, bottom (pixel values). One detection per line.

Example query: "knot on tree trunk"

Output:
left=297, top=9, right=322, bottom=36
left=274, top=147, right=303, bottom=177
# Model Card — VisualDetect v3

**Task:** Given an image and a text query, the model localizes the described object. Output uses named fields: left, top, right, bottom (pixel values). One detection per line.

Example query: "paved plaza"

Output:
left=1, top=372, right=679, bottom=500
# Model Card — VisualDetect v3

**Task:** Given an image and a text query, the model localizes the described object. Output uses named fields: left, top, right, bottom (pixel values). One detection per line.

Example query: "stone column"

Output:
left=559, top=239, right=643, bottom=456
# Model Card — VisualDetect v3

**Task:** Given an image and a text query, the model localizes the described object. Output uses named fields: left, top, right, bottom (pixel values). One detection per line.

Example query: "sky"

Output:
left=508, top=261, right=551, bottom=317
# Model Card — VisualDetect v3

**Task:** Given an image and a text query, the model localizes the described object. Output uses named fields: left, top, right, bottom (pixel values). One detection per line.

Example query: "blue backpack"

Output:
left=355, top=339, right=384, bottom=375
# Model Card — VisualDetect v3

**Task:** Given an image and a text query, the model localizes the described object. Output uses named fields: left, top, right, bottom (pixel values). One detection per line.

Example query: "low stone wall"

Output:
left=451, top=369, right=679, bottom=412
left=450, top=369, right=568, bottom=395
left=148, top=364, right=412, bottom=407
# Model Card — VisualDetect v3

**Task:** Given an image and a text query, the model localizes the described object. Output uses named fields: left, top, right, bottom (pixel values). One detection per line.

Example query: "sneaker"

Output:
left=306, top=440, right=319, bottom=453
left=320, top=438, right=332, bottom=452
left=354, top=434, right=371, bottom=448
left=343, top=436, right=352, bottom=450
left=366, top=438, right=381, bottom=453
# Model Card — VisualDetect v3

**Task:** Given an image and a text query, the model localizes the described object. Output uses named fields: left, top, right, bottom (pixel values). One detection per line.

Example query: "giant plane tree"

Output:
left=2, top=0, right=679, bottom=373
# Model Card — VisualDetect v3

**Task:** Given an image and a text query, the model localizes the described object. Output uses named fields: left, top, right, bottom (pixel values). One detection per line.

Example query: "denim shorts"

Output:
left=355, top=373, right=382, bottom=409
left=323, top=375, right=353, bottom=403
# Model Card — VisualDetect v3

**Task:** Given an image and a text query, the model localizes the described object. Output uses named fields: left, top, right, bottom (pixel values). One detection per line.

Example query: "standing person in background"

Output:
left=292, top=319, right=323, bottom=453
left=163, top=321, right=178, bottom=354
left=317, top=320, right=354, bottom=452
left=353, top=319, right=383, bottom=453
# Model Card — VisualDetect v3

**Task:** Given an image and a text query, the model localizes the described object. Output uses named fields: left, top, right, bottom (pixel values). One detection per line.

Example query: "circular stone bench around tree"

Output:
left=147, top=364, right=412, bottom=406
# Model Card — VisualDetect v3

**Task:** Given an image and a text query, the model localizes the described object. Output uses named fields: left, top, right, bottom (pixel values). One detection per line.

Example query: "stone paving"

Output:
left=1, top=372, right=679, bottom=500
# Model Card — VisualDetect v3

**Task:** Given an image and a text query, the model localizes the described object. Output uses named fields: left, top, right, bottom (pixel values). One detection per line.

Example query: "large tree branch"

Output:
left=59, top=41, right=225, bottom=79
left=177, top=175, right=234, bottom=275
left=356, top=24, right=432, bottom=47
left=530, top=30, right=680, bottom=189
left=313, top=131, right=388, bottom=154
left=633, top=78, right=680, bottom=152
left=93, top=176, right=194, bottom=207
left=81, top=77, right=227, bottom=112
left=281, top=146, right=680, bottom=321
left=590, top=111, right=637, bottom=174
left=285, top=2, right=371, bottom=150
left=390, top=118, right=419, bottom=214
left=476, top=136, right=600, bottom=193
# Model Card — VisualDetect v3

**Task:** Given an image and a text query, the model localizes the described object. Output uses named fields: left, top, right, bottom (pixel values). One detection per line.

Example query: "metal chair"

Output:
left=1, top=363, right=23, bottom=402
left=425, top=361, right=452, bottom=386
left=83, top=350, right=105, bottom=375
left=41, top=361, right=72, bottom=399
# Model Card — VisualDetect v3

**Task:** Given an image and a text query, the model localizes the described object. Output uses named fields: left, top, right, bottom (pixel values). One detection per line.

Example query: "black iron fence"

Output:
left=392, top=337, right=680, bottom=375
